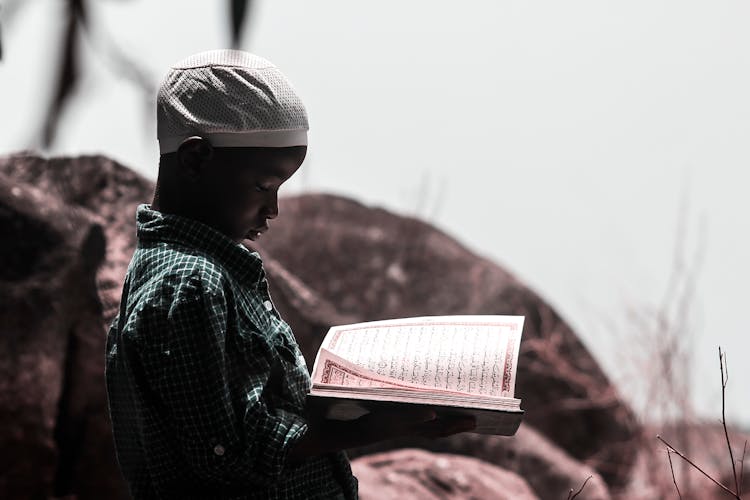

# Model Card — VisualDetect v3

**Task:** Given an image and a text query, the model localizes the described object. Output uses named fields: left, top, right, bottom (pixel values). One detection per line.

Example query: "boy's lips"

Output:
left=246, top=224, right=269, bottom=240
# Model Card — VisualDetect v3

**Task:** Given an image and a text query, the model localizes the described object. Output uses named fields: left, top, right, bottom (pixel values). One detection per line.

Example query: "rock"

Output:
left=347, top=423, right=611, bottom=500
left=0, top=152, right=154, bottom=326
left=256, top=194, right=640, bottom=486
left=352, top=448, right=538, bottom=500
left=0, top=172, right=119, bottom=498
left=0, top=153, right=142, bottom=499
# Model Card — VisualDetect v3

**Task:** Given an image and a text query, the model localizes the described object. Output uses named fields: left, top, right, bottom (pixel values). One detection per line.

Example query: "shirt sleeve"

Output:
left=133, top=275, right=308, bottom=488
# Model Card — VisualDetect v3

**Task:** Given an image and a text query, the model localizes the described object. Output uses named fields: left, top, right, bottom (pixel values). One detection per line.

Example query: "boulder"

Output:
left=0, top=172, right=123, bottom=498
left=0, top=152, right=154, bottom=326
left=347, top=423, right=611, bottom=500
left=352, top=448, right=538, bottom=500
left=256, top=194, right=640, bottom=486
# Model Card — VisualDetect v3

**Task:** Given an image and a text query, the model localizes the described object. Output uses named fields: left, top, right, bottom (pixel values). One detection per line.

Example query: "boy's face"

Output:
left=195, top=146, right=306, bottom=243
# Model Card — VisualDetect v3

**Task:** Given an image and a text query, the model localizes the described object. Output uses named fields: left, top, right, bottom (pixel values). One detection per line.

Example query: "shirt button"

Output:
left=263, top=300, right=273, bottom=311
left=213, top=444, right=225, bottom=456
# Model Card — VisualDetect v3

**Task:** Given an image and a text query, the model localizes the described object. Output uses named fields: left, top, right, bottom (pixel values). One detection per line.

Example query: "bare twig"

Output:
left=77, top=4, right=155, bottom=100
left=657, top=435, right=739, bottom=498
left=566, top=475, right=592, bottom=500
left=719, top=347, right=740, bottom=496
left=42, top=0, right=85, bottom=147
left=667, top=450, right=683, bottom=499
left=739, top=440, right=747, bottom=497
left=229, top=0, right=252, bottom=48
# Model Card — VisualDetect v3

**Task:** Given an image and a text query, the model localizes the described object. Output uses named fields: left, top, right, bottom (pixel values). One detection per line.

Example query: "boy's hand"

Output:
left=351, top=407, right=476, bottom=441
left=412, top=413, right=478, bottom=439
left=287, top=406, right=476, bottom=463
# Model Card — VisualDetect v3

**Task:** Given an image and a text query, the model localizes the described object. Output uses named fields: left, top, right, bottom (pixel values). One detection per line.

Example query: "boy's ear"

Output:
left=176, top=136, right=214, bottom=180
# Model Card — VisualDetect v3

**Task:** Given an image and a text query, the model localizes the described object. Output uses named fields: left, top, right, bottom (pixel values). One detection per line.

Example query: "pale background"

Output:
left=1, top=0, right=748, bottom=426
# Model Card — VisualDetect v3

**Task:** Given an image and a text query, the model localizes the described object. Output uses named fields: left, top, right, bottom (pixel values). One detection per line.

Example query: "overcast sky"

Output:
left=1, top=0, right=748, bottom=426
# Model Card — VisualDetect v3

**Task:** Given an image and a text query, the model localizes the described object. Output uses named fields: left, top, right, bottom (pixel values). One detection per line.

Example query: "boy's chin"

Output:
left=245, top=230, right=262, bottom=241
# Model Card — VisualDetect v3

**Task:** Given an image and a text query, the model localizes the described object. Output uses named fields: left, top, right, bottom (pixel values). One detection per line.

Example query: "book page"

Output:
left=318, top=316, right=523, bottom=398
left=311, top=348, right=441, bottom=391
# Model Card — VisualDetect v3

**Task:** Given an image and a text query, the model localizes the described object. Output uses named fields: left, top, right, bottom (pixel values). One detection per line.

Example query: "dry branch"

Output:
left=720, top=347, right=741, bottom=496
left=739, top=440, right=747, bottom=497
left=655, top=347, right=748, bottom=499
left=667, top=450, right=683, bottom=500
left=566, top=475, right=591, bottom=500
left=656, top=435, right=738, bottom=498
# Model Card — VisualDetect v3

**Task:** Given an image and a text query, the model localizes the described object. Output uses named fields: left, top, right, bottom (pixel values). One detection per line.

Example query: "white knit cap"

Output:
left=156, top=50, right=308, bottom=154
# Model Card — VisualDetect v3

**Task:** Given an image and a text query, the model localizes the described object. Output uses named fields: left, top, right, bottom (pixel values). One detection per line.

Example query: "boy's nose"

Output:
left=265, top=195, right=279, bottom=219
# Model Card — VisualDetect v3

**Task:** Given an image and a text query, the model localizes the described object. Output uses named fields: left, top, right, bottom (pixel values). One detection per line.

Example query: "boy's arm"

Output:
left=133, top=282, right=307, bottom=489
left=132, top=278, right=475, bottom=485
left=288, top=406, right=476, bottom=464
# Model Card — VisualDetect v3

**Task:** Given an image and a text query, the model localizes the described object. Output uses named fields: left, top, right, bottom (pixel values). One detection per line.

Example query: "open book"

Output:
left=308, top=315, right=524, bottom=435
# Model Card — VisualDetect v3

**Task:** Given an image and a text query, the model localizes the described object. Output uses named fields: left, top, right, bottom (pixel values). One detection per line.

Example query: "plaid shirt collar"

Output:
left=135, top=204, right=264, bottom=286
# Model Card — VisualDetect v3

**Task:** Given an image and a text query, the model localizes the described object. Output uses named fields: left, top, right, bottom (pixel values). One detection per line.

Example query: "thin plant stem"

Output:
left=719, top=347, right=740, bottom=496
left=739, top=440, right=747, bottom=497
left=667, top=450, right=683, bottom=500
left=656, top=435, right=739, bottom=498
left=566, top=475, right=592, bottom=500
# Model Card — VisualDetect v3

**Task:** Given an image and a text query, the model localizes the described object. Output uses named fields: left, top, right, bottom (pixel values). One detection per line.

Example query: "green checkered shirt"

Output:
left=105, top=205, right=357, bottom=499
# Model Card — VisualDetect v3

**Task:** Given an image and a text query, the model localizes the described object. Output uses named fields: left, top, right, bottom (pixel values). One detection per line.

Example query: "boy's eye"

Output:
left=255, top=184, right=269, bottom=192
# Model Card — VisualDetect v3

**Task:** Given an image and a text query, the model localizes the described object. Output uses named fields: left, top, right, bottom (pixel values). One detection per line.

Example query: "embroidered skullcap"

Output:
left=156, top=49, right=308, bottom=154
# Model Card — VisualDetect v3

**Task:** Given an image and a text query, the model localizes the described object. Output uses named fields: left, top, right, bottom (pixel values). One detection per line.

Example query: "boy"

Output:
left=105, top=50, right=473, bottom=500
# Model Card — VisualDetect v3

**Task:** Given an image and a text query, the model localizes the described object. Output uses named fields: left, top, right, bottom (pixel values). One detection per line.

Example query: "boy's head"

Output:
left=155, top=50, right=308, bottom=242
